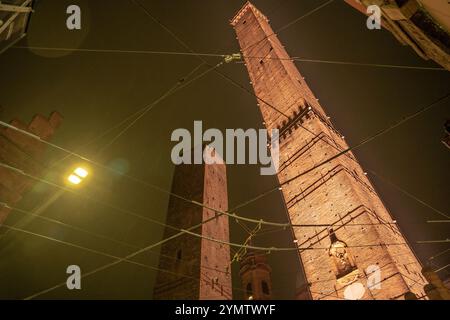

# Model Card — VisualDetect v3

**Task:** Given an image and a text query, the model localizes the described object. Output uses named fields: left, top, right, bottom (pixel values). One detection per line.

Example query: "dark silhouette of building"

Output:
left=231, top=1, right=427, bottom=300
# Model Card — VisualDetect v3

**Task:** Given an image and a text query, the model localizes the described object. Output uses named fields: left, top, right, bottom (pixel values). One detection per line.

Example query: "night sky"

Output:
left=0, top=0, right=449, bottom=300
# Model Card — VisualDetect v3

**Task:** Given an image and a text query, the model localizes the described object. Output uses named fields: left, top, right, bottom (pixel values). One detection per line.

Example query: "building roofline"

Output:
left=230, top=1, right=269, bottom=26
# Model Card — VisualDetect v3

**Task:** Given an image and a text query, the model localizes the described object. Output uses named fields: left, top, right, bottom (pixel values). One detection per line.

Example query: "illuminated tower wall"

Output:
left=231, top=2, right=427, bottom=300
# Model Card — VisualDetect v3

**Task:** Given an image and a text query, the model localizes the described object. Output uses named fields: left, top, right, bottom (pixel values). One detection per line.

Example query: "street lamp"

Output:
left=67, top=166, right=89, bottom=185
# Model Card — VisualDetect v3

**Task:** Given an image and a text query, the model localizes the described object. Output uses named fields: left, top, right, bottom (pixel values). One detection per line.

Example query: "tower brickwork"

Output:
left=231, top=2, right=427, bottom=300
left=153, top=150, right=232, bottom=300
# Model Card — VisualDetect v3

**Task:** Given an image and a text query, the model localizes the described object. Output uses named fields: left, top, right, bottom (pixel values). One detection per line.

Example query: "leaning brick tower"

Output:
left=231, top=2, right=427, bottom=300
left=153, top=147, right=232, bottom=300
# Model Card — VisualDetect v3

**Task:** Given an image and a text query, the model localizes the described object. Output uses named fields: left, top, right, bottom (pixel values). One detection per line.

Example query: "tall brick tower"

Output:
left=231, top=2, right=427, bottom=300
left=153, top=147, right=232, bottom=300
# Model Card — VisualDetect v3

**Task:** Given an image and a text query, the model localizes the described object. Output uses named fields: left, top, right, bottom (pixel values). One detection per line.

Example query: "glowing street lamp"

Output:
left=67, top=167, right=89, bottom=185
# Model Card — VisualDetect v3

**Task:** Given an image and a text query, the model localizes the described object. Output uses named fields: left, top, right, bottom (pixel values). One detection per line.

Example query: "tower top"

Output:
left=230, top=1, right=269, bottom=27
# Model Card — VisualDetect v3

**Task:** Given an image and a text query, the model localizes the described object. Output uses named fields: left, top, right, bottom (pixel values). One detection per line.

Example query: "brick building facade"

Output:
left=231, top=2, right=427, bottom=300
left=153, top=147, right=232, bottom=300
left=345, top=0, right=450, bottom=71
left=0, top=111, right=62, bottom=225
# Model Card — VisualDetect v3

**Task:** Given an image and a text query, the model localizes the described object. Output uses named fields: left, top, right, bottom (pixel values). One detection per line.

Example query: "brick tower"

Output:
left=231, top=2, right=427, bottom=300
left=153, top=147, right=232, bottom=300
left=239, top=250, right=273, bottom=300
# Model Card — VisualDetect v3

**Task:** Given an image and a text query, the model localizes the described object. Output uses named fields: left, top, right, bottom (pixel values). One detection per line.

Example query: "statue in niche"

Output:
left=328, top=229, right=357, bottom=279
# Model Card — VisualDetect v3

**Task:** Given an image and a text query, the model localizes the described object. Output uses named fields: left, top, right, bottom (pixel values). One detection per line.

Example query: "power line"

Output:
left=240, top=0, right=336, bottom=53
left=288, top=57, right=445, bottom=71
left=0, top=121, right=291, bottom=228
left=13, top=45, right=445, bottom=71
left=7, top=0, right=446, bottom=298
left=7, top=155, right=418, bottom=299
left=0, top=201, right=140, bottom=250
left=12, top=45, right=225, bottom=58
left=130, top=0, right=444, bottom=231
left=125, top=0, right=448, bottom=260
left=22, top=197, right=251, bottom=299
left=3, top=43, right=218, bottom=246
left=0, top=223, right=237, bottom=300
left=434, top=264, right=449, bottom=273
left=183, top=228, right=409, bottom=252
left=95, top=61, right=222, bottom=155
left=46, top=65, right=207, bottom=166
left=232, top=93, right=450, bottom=214
left=10, top=1, right=445, bottom=231
left=0, top=162, right=179, bottom=231
left=417, top=239, right=450, bottom=244
left=368, top=169, right=449, bottom=219
left=22, top=183, right=415, bottom=300
left=129, top=0, right=291, bottom=121
left=278, top=108, right=448, bottom=222
left=3, top=87, right=443, bottom=237
left=429, top=248, right=450, bottom=261
left=0, top=161, right=298, bottom=252
left=1, top=199, right=238, bottom=279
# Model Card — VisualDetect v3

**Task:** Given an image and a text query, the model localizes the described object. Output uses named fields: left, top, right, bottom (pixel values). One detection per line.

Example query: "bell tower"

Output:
left=239, top=250, right=273, bottom=300
left=231, top=2, right=427, bottom=300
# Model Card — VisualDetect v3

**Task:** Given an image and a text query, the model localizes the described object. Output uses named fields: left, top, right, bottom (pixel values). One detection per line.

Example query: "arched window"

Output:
left=246, top=283, right=253, bottom=296
left=262, top=281, right=270, bottom=295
